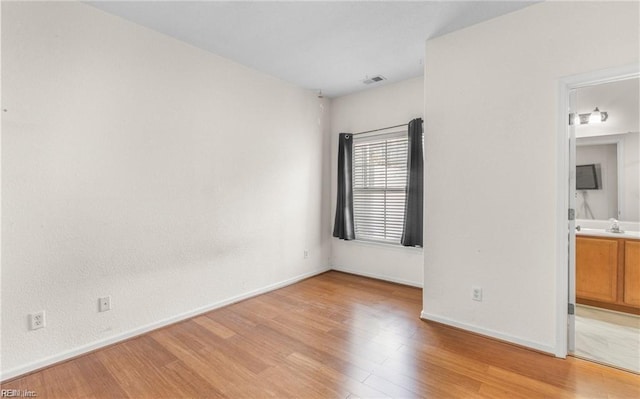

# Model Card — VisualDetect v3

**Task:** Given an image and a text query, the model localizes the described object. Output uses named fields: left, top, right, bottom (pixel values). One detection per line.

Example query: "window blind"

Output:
left=353, top=131, right=408, bottom=243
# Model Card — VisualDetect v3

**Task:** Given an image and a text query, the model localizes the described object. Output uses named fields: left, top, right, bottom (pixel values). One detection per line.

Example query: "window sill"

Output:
left=334, top=237, right=423, bottom=252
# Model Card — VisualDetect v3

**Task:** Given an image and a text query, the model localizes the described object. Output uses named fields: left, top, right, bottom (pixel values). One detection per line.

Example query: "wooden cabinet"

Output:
left=576, top=237, right=619, bottom=303
left=623, top=240, right=640, bottom=307
left=576, top=236, right=639, bottom=314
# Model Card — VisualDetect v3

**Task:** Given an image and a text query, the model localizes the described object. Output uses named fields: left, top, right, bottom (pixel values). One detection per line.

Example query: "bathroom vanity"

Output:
left=576, top=229, right=640, bottom=315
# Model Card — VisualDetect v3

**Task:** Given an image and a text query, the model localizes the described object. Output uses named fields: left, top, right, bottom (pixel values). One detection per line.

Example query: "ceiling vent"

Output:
left=363, top=75, right=386, bottom=85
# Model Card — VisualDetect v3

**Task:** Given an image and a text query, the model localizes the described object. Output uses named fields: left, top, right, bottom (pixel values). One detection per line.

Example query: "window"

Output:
left=353, top=131, right=408, bottom=244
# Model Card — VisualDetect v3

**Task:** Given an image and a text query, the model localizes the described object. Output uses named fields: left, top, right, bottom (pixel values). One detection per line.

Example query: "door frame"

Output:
left=555, top=64, right=639, bottom=358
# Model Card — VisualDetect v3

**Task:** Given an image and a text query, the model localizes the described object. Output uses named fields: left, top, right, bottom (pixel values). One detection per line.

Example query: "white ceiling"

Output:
left=87, top=1, right=538, bottom=98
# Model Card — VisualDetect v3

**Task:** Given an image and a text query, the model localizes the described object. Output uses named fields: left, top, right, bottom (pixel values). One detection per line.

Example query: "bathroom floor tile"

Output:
left=574, top=305, right=640, bottom=373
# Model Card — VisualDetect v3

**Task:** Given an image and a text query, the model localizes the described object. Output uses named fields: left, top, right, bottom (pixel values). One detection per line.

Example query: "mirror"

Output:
left=576, top=77, right=639, bottom=223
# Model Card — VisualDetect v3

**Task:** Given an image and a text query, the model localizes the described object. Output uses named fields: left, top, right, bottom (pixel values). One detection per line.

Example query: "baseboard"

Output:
left=331, top=265, right=423, bottom=288
left=420, top=310, right=556, bottom=355
left=1, top=266, right=330, bottom=382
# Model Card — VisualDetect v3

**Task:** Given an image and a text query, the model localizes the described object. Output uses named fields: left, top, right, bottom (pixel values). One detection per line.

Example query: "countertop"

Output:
left=576, top=228, right=640, bottom=240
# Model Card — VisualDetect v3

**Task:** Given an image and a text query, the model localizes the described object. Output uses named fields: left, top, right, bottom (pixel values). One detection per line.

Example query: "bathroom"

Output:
left=573, top=76, right=639, bottom=373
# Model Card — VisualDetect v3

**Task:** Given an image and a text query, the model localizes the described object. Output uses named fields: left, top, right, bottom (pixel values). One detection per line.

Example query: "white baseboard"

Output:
left=420, top=310, right=555, bottom=355
left=1, top=267, right=330, bottom=382
left=331, top=265, right=423, bottom=288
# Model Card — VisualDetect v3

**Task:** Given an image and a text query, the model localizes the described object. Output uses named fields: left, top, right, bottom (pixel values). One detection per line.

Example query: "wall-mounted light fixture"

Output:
left=573, top=107, right=608, bottom=125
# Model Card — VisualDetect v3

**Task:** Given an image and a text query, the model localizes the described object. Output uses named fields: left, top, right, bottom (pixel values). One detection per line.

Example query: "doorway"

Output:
left=563, top=71, right=640, bottom=373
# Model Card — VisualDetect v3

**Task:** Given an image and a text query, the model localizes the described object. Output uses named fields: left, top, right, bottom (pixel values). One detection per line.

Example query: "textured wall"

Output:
left=1, top=1, right=330, bottom=377
left=330, top=77, right=424, bottom=287
left=423, top=1, right=639, bottom=354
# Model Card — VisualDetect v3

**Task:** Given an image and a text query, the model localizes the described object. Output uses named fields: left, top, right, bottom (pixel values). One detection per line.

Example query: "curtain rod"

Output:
left=352, top=123, right=407, bottom=136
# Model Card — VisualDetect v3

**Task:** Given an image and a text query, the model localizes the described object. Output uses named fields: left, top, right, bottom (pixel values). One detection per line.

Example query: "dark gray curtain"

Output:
left=401, top=118, right=424, bottom=247
left=333, top=133, right=355, bottom=240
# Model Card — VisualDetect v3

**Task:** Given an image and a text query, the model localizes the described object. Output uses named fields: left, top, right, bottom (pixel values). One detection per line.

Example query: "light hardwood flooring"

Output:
left=575, top=304, right=640, bottom=373
left=2, top=271, right=639, bottom=398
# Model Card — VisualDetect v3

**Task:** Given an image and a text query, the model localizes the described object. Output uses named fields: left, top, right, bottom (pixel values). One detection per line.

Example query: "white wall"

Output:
left=575, top=78, right=639, bottom=139
left=622, top=132, right=640, bottom=222
left=1, top=2, right=330, bottom=379
left=330, top=77, right=424, bottom=287
left=575, top=78, right=640, bottom=222
left=423, top=1, right=639, bottom=353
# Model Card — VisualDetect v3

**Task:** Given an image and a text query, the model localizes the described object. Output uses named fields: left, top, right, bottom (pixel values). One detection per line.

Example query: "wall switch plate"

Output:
left=304, top=249, right=309, bottom=259
left=472, top=286, right=483, bottom=302
left=99, top=296, right=112, bottom=312
left=30, top=311, right=45, bottom=330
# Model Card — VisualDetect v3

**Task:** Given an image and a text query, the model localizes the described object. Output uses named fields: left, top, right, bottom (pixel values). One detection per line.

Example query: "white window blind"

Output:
left=353, top=131, right=408, bottom=244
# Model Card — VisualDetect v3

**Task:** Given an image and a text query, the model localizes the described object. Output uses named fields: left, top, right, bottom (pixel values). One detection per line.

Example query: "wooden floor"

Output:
left=3, top=271, right=639, bottom=398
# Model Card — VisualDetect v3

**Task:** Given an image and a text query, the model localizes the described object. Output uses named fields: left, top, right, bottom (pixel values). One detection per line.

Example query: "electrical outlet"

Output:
left=304, top=249, right=309, bottom=259
left=472, top=286, right=483, bottom=302
left=99, top=296, right=111, bottom=312
left=30, top=311, right=45, bottom=330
